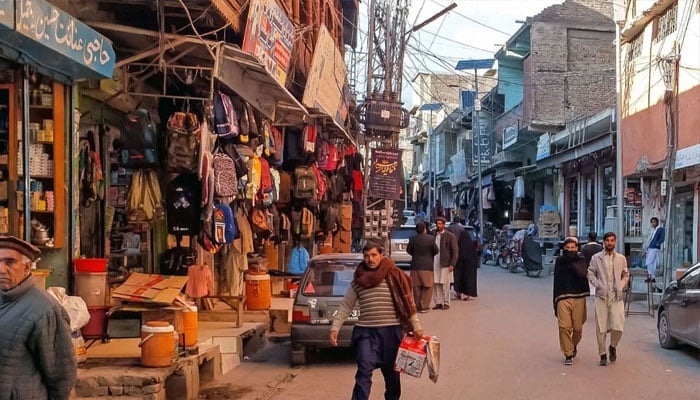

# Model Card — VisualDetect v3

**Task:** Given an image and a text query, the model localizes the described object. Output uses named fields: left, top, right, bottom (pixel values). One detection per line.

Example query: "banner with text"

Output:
left=369, top=148, right=403, bottom=200
left=472, top=118, right=492, bottom=167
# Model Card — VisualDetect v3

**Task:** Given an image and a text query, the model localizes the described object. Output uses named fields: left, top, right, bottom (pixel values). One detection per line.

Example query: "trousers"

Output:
left=410, top=270, right=434, bottom=311
left=351, top=325, right=403, bottom=400
left=556, top=297, right=587, bottom=357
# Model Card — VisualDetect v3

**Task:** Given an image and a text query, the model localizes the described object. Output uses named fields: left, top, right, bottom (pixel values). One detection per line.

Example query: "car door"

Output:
left=680, top=267, right=700, bottom=346
left=673, top=267, right=700, bottom=342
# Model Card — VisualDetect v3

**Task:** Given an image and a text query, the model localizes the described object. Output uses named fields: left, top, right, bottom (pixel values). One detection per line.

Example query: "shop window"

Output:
left=600, top=166, right=615, bottom=232
left=568, top=178, right=578, bottom=233
left=582, top=174, right=595, bottom=236
left=652, top=2, right=677, bottom=43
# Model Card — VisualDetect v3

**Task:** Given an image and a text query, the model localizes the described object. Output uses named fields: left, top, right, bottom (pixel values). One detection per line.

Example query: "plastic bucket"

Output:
left=140, top=321, right=177, bottom=367
left=245, top=272, right=271, bottom=310
left=74, top=258, right=108, bottom=273
left=81, top=307, right=108, bottom=339
left=182, top=307, right=198, bottom=348
left=31, top=269, right=50, bottom=290
left=74, top=272, right=108, bottom=307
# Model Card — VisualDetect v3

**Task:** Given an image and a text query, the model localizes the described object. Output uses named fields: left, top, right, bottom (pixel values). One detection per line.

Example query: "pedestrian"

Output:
left=580, top=232, right=603, bottom=268
left=0, top=236, right=77, bottom=399
left=552, top=237, right=590, bottom=366
left=587, top=232, right=630, bottom=366
left=448, top=217, right=479, bottom=301
left=643, top=217, right=665, bottom=282
left=329, top=241, right=424, bottom=400
left=406, top=222, right=439, bottom=313
left=432, top=217, right=458, bottom=310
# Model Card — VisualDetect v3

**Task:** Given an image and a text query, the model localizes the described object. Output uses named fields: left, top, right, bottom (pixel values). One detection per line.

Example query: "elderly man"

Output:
left=432, top=217, right=458, bottom=310
left=0, top=236, right=77, bottom=399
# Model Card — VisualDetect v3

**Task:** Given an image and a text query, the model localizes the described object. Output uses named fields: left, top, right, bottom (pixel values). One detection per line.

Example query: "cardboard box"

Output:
left=342, top=204, right=352, bottom=219
left=112, top=273, right=189, bottom=305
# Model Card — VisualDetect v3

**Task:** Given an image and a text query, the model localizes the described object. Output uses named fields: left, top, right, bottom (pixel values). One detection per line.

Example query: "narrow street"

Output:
left=201, top=264, right=700, bottom=400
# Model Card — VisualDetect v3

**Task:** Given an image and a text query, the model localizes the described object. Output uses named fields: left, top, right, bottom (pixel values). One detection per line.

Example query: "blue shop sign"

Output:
left=14, top=0, right=115, bottom=78
left=0, top=0, right=13, bottom=29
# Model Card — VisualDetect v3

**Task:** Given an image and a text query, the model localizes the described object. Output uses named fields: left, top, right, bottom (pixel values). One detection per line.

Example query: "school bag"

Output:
left=293, top=166, right=318, bottom=200
left=287, top=245, right=310, bottom=275
left=213, top=91, right=238, bottom=138
left=212, top=147, right=238, bottom=201
left=276, top=171, right=292, bottom=207
left=283, top=128, right=304, bottom=162
left=165, top=173, right=202, bottom=236
left=251, top=208, right=273, bottom=234
left=303, top=125, right=317, bottom=153
left=120, top=108, right=158, bottom=168
left=268, top=126, right=284, bottom=166
left=165, top=112, right=200, bottom=173
left=212, top=203, right=237, bottom=244
left=258, top=157, right=274, bottom=207
left=316, top=140, right=330, bottom=170
left=127, top=170, right=164, bottom=223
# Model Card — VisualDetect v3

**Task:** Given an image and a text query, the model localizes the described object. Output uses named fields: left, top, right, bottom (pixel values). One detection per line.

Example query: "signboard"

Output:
left=15, top=0, right=115, bottom=78
left=503, top=125, right=518, bottom=149
left=0, top=0, right=13, bottom=29
left=242, top=0, right=294, bottom=87
left=536, top=133, right=551, bottom=161
left=303, top=25, right=348, bottom=126
left=472, top=118, right=492, bottom=167
left=369, top=148, right=403, bottom=200
left=460, top=90, right=475, bottom=110
left=675, top=143, right=700, bottom=170
left=451, top=150, right=469, bottom=185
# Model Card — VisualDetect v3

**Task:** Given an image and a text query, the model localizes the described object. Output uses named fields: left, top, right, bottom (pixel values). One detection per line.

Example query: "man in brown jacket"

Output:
left=432, top=217, right=458, bottom=310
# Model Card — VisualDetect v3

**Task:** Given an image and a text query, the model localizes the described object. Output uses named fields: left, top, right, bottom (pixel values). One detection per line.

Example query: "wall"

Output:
left=498, top=63, right=524, bottom=111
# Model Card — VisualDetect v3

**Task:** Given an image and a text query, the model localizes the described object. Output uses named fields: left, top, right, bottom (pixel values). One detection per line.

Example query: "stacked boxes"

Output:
left=538, top=209, right=561, bottom=238
left=364, top=209, right=392, bottom=240
left=333, top=204, right=353, bottom=253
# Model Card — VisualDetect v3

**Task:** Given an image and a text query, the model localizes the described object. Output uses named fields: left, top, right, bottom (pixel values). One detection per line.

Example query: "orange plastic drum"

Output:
left=245, top=272, right=271, bottom=310
left=139, top=321, right=177, bottom=367
left=182, top=307, right=198, bottom=348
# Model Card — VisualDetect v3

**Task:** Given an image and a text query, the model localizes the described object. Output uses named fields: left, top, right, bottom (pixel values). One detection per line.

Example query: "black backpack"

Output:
left=165, top=173, right=202, bottom=236
left=120, top=108, right=159, bottom=168
left=159, top=245, right=196, bottom=276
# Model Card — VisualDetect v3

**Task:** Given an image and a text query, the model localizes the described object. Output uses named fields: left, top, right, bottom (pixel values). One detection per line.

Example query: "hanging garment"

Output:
left=185, top=265, right=215, bottom=298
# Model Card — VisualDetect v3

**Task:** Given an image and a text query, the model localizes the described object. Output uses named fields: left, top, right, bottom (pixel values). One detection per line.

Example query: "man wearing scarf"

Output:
left=330, top=241, right=424, bottom=400
left=553, top=237, right=590, bottom=366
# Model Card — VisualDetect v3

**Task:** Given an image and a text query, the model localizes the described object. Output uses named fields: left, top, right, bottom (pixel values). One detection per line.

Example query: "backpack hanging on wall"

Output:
left=258, top=157, right=274, bottom=207
left=165, top=173, right=202, bottom=236
left=276, top=171, right=292, bottom=207
left=293, top=166, right=318, bottom=201
left=127, top=170, right=164, bottom=223
left=120, top=108, right=159, bottom=168
left=212, top=203, right=237, bottom=244
left=165, top=112, right=200, bottom=173
left=213, top=91, right=239, bottom=138
left=212, top=147, right=238, bottom=201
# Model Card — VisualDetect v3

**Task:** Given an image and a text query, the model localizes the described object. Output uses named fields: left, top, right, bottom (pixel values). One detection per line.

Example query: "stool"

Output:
left=624, top=272, right=654, bottom=317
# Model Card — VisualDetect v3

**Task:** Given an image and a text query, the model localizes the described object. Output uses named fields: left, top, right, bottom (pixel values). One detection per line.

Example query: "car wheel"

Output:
left=658, top=309, right=679, bottom=349
left=290, top=343, right=308, bottom=366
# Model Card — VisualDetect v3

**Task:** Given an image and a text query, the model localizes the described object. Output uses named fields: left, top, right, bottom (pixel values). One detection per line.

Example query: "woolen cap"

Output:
left=0, top=236, right=41, bottom=261
left=563, top=236, right=579, bottom=246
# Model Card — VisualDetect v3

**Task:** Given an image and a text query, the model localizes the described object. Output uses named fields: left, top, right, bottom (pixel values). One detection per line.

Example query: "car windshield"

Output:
left=301, top=261, right=357, bottom=297
left=392, top=227, right=417, bottom=240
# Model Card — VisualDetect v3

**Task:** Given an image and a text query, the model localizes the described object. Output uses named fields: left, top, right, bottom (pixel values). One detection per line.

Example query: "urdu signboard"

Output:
left=369, top=148, right=403, bottom=200
left=472, top=118, right=492, bottom=167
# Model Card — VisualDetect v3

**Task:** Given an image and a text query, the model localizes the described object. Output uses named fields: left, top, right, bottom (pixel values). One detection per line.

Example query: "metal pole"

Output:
left=475, top=68, right=483, bottom=235
left=22, top=67, right=31, bottom=242
left=615, top=22, right=625, bottom=253
left=427, top=110, right=433, bottom=223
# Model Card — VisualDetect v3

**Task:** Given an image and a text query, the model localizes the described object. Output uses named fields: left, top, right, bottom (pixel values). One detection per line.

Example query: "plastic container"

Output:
left=74, top=258, right=108, bottom=273
left=31, top=269, right=50, bottom=290
left=81, top=307, right=108, bottom=339
left=74, top=272, right=108, bottom=306
left=182, top=307, right=198, bottom=348
left=245, top=272, right=271, bottom=310
left=139, top=321, right=177, bottom=367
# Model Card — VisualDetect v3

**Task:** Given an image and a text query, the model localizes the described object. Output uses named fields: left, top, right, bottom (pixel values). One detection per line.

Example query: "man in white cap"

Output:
left=0, top=236, right=77, bottom=399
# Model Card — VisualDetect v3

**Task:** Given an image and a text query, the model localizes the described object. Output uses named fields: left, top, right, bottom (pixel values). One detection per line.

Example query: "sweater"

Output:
left=552, top=252, right=590, bottom=314
left=0, top=276, right=77, bottom=400
left=406, top=233, right=439, bottom=271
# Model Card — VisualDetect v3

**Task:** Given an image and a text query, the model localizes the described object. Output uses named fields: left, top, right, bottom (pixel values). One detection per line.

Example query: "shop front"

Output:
left=0, top=0, right=115, bottom=287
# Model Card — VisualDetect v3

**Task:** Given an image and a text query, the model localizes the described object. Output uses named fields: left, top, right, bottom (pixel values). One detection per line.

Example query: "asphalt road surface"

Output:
left=200, top=264, right=700, bottom=400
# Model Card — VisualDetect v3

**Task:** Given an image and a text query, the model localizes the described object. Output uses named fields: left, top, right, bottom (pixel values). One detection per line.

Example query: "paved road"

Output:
left=201, top=265, right=700, bottom=400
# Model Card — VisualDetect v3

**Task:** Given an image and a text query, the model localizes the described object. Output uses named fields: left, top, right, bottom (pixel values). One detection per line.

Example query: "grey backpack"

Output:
left=212, top=148, right=238, bottom=201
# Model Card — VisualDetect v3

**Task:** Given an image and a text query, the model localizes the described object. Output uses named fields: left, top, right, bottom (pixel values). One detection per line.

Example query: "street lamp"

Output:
left=455, top=59, right=495, bottom=235
left=419, top=103, right=443, bottom=223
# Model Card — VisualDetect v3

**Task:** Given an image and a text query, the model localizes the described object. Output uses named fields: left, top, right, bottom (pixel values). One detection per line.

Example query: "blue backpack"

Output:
left=287, top=245, right=310, bottom=275
left=213, top=92, right=239, bottom=138
left=212, top=203, right=238, bottom=244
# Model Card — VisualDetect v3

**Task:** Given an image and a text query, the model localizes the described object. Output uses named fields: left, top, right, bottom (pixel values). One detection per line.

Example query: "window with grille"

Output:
left=653, top=2, right=677, bottom=43
left=629, top=35, right=642, bottom=60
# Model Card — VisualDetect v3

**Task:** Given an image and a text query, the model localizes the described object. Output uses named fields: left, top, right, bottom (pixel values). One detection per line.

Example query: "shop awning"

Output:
left=536, top=133, right=614, bottom=170
left=0, top=0, right=115, bottom=82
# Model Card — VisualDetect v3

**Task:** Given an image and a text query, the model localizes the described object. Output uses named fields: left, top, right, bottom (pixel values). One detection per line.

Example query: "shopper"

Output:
left=406, top=222, right=439, bottom=312
left=329, top=241, right=423, bottom=400
left=0, top=236, right=77, bottom=399
left=432, top=217, right=458, bottom=310
left=587, top=232, right=630, bottom=366
left=643, top=217, right=665, bottom=282
left=449, top=216, right=479, bottom=300
left=581, top=232, right=603, bottom=267
left=553, top=237, right=590, bottom=365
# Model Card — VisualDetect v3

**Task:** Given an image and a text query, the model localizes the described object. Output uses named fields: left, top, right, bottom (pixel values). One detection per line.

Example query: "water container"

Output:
left=31, top=269, right=50, bottom=290
left=74, top=272, right=108, bottom=307
left=245, top=272, right=271, bottom=310
left=81, top=306, right=108, bottom=339
left=182, top=307, right=198, bottom=348
left=139, top=321, right=177, bottom=367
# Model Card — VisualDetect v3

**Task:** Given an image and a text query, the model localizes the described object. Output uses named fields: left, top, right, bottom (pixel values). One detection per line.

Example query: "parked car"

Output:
left=290, top=253, right=363, bottom=365
left=403, top=209, right=417, bottom=225
left=390, top=225, right=417, bottom=270
left=657, top=263, right=700, bottom=350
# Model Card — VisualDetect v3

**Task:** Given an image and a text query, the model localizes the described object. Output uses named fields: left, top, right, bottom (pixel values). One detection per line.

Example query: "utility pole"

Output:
left=614, top=20, right=625, bottom=253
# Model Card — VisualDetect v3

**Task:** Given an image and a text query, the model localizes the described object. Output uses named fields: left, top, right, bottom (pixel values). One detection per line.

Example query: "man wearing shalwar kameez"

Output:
left=587, top=232, right=629, bottom=366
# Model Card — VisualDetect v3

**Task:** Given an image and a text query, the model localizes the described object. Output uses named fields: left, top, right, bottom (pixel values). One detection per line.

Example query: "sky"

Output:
left=351, top=0, right=566, bottom=106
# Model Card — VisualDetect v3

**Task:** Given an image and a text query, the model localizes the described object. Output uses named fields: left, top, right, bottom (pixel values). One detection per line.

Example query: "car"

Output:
left=402, top=209, right=417, bottom=225
left=390, top=225, right=417, bottom=270
left=290, top=253, right=364, bottom=365
left=657, top=263, right=700, bottom=350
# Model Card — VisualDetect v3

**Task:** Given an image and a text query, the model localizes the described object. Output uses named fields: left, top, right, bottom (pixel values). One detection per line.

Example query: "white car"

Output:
left=402, top=210, right=416, bottom=225
left=390, top=225, right=417, bottom=270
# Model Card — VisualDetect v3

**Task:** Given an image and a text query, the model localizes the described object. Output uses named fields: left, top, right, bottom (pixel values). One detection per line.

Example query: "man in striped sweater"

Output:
left=330, top=241, right=424, bottom=400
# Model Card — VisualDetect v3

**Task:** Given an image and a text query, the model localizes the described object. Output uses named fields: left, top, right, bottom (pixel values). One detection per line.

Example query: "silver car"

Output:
left=390, top=225, right=417, bottom=270
left=290, top=253, right=363, bottom=365
left=657, top=263, right=700, bottom=350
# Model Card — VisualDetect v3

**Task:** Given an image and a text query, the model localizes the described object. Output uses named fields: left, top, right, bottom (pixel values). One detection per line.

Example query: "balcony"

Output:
left=604, top=205, right=643, bottom=239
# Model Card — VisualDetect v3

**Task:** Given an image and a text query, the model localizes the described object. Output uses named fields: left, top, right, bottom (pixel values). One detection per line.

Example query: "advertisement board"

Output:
left=472, top=119, right=492, bottom=167
left=536, top=133, right=551, bottom=161
left=369, top=148, right=403, bottom=200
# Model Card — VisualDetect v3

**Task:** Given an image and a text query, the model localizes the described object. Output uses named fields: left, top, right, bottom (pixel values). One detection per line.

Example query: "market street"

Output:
left=201, top=264, right=700, bottom=400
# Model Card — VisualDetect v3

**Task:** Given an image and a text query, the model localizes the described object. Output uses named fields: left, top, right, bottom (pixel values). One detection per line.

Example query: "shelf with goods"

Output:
left=0, top=90, right=10, bottom=235
left=5, top=81, right=66, bottom=248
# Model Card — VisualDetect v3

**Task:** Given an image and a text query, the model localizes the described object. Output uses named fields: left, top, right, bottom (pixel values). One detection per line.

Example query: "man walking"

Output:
left=644, top=217, right=665, bottom=282
left=406, top=222, right=439, bottom=312
left=329, top=241, right=423, bottom=400
left=432, top=217, right=458, bottom=310
left=0, top=236, right=77, bottom=399
left=587, top=232, right=629, bottom=366
left=553, top=237, right=590, bottom=365
left=581, top=232, right=603, bottom=267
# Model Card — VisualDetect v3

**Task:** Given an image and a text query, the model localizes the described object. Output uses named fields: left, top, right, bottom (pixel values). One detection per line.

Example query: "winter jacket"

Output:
left=0, top=276, right=77, bottom=400
left=406, top=233, right=439, bottom=271
left=587, top=251, right=630, bottom=301
left=553, top=251, right=590, bottom=315
left=434, top=230, right=459, bottom=268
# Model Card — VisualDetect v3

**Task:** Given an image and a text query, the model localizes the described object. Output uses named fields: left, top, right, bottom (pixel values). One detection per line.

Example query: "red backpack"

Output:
left=258, top=157, right=274, bottom=207
left=325, top=143, right=339, bottom=171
